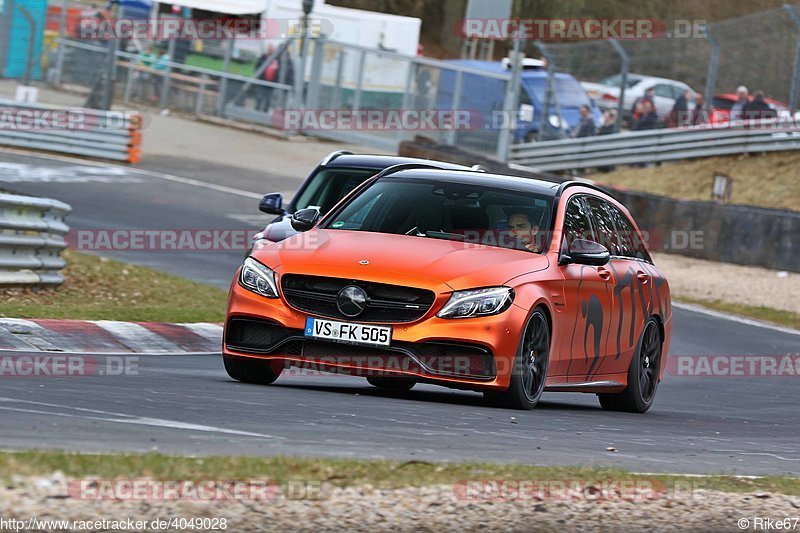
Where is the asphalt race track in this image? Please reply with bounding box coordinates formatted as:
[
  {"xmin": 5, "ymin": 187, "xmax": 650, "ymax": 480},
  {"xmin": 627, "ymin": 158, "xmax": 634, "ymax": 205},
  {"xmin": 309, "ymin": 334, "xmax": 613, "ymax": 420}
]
[{"xmin": 1, "ymin": 151, "xmax": 798, "ymax": 476}]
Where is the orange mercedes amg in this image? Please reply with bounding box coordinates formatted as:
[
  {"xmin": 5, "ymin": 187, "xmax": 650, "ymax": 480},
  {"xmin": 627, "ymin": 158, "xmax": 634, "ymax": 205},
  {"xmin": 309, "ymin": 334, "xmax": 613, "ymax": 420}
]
[{"xmin": 224, "ymin": 166, "xmax": 672, "ymax": 412}]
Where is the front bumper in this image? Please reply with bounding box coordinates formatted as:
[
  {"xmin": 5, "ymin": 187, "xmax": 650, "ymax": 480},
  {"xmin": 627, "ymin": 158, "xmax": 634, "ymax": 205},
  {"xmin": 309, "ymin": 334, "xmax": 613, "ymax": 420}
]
[{"xmin": 224, "ymin": 282, "xmax": 529, "ymax": 390}]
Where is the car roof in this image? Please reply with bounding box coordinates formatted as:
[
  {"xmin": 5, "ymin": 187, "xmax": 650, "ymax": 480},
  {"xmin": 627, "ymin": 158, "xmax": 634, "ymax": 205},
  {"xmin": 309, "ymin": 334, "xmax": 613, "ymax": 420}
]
[
  {"xmin": 628, "ymin": 73, "xmax": 688, "ymax": 86},
  {"xmin": 444, "ymin": 59, "xmax": 575, "ymax": 80},
  {"xmin": 324, "ymin": 154, "xmax": 473, "ymax": 171},
  {"xmin": 383, "ymin": 168, "xmax": 562, "ymax": 196}
]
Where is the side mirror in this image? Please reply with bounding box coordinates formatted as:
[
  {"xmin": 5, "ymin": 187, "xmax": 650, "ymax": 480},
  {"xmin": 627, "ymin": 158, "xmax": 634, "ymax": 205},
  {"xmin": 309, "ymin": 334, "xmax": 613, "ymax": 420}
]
[
  {"xmin": 290, "ymin": 208, "xmax": 320, "ymax": 232},
  {"xmin": 560, "ymin": 238, "xmax": 610, "ymax": 266},
  {"xmin": 259, "ymin": 193, "xmax": 285, "ymax": 215}
]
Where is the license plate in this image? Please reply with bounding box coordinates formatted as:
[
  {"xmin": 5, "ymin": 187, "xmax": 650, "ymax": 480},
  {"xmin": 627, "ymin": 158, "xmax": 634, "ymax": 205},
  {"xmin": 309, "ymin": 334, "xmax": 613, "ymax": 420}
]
[{"xmin": 305, "ymin": 317, "xmax": 391, "ymax": 347}]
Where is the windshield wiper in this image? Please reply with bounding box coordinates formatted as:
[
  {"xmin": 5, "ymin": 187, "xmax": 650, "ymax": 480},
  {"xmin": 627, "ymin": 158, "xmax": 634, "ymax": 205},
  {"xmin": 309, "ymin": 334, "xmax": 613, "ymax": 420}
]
[{"xmin": 423, "ymin": 231, "xmax": 466, "ymax": 241}]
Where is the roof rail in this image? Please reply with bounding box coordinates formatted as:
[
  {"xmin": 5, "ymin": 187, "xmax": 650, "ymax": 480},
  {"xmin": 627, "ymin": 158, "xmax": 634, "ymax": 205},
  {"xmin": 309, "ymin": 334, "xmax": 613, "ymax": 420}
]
[
  {"xmin": 320, "ymin": 150, "xmax": 353, "ymax": 166},
  {"xmin": 555, "ymin": 180, "xmax": 615, "ymax": 199},
  {"xmin": 374, "ymin": 163, "xmax": 462, "ymax": 179}
]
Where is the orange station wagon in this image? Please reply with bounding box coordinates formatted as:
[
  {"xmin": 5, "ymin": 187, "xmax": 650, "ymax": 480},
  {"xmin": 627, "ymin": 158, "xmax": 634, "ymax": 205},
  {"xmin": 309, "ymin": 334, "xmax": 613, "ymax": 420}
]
[{"xmin": 224, "ymin": 166, "xmax": 672, "ymax": 411}]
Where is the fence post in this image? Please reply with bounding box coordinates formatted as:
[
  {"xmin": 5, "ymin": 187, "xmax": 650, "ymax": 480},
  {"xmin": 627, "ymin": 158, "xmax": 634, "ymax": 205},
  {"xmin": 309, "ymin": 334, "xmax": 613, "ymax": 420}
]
[
  {"xmin": 784, "ymin": 4, "xmax": 800, "ymax": 111},
  {"xmin": 333, "ymin": 49, "xmax": 346, "ymax": 110},
  {"xmin": 305, "ymin": 37, "xmax": 325, "ymax": 110},
  {"xmin": 53, "ymin": 0, "xmax": 68, "ymax": 85},
  {"xmin": 16, "ymin": 5, "xmax": 36, "ymax": 87},
  {"xmin": 536, "ymin": 42, "xmax": 565, "ymax": 140},
  {"xmin": 216, "ymin": 38, "xmax": 234, "ymax": 116},
  {"xmin": 446, "ymin": 70, "xmax": 463, "ymax": 146},
  {"xmin": 397, "ymin": 58, "xmax": 416, "ymax": 142},
  {"xmin": 496, "ymin": 37, "xmax": 523, "ymax": 162},
  {"xmin": 609, "ymin": 39, "xmax": 629, "ymax": 133},
  {"xmin": 196, "ymin": 74, "xmax": 208, "ymax": 117},
  {"xmin": 704, "ymin": 27, "xmax": 720, "ymax": 113},
  {"xmin": 352, "ymin": 50, "xmax": 366, "ymax": 111},
  {"xmin": 160, "ymin": 37, "xmax": 176, "ymax": 108}
]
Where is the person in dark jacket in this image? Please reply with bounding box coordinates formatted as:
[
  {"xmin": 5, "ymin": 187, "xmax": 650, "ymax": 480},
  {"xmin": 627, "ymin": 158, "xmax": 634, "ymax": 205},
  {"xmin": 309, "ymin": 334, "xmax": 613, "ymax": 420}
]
[
  {"xmin": 597, "ymin": 109, "xmax": 618, "ymax": 135},
  {"xmin": 666, "ymin": 89, "xmax": 691, "ymax": 128},
  {"xmin": 690, "ymin": 92, "xmax": 709, "ymax": 125},
  {"xmin": 742, "ymin": 90, "xmax": 776, "ymax": 122},
  {"xmin": 634, "ymin": 100, "xmax": 658, "ymax": 130},
  {"xmin": 573, "ymin": 104, "xmax": 596, "ymax": 138}
]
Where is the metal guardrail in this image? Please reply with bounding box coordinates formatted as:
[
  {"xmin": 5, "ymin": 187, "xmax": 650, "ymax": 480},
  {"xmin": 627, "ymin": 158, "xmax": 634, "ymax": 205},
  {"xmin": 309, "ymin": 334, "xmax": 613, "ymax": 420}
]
[
  {"xmin": 509, "ymin": 121, "xmax": 800, "ymax": 172},
  {"xmin": 0, "ymin": 99, "xmax": 143, "ymax": 163},
  {"xmin": 0, "ymin": 193, "xmax": 71, "ymax": 287}
]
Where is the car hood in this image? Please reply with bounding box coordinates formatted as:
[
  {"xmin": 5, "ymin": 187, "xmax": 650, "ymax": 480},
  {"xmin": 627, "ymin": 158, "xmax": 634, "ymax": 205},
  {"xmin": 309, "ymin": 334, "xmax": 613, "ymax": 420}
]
[
  {"xmin": 260, "ymin": 214, "xmax": 297, "ymax": 242},
  {"xmin": 251, "ymin": 229, "xmax": 549, "ymax": 291}
]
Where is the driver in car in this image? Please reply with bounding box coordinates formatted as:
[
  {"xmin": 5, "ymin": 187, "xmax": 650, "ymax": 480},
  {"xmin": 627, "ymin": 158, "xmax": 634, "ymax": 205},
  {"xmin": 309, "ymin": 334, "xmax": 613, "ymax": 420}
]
[{"xmin": 507, "ymin": 207, "xmax": 543, "ymax": 253}]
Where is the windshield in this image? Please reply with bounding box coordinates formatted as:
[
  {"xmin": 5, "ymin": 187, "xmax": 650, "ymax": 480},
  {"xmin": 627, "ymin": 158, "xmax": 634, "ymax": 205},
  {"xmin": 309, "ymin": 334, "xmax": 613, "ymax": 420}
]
[
  {"xmin": 324, "ymin": 177, "xmax": 553, "ymax": 253},
  {"xmin": 293, "ymin": 168, "xmax": 377, "ymax": 213},
  {"xmin": 523, "ymin": 77, "xmax": 592, "ymax": 108},
  {"xmin": 601, "ymin": 74, "xmax": 643, "ymax": 89}
]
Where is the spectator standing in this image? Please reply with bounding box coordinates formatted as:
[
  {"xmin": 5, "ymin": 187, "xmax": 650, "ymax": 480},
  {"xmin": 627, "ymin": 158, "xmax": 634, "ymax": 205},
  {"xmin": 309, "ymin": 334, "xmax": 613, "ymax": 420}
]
[
  {"xmin": 255, "ymin": 46, "xmax": 278, "ymax": 111},
  {"xmin": 631, "ymin": 87, "xmax": 655, "ymax": 123},
  {"xmin": 573, "ymin": 104, "xmax": 596, "ymax": 138},
  {"xmin": 634, "ymin": 100, "xmax": 658, "ymax": 130},
  {"xmin": 597, "ymin": 109, "xmax": 618, "ymax": 135},
  {"xmin": 690, "ymin": 92, "xmax": 709, "ymax": 125},
  {"xmin": 666, "ymin": 89, "xmax": 691, "ymax": 127},
  {"xmin": 742, "ymin": 90, "xmax": 776, "ymax": 122},
  {"xmin": 730, "ymin": 85, "xmax": 749, "ymax": 121}
]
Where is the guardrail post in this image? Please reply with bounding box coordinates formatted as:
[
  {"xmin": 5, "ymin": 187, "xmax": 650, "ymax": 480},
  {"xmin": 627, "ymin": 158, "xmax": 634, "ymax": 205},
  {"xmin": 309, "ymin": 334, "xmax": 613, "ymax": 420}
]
[
  {"xmin": 609, "ymin": 39, "xmax": 629, "ymax": 133},
  {"xmin": 704, "ymin": 26, "xmax": 720, "ymax": 113},
  {"xmin": 784, "ymin": 4, "xmax": 800, "ymax": 111},
  {"xmin": 496, "ymin": 37, "xmax": 523, "ymax": 162}
]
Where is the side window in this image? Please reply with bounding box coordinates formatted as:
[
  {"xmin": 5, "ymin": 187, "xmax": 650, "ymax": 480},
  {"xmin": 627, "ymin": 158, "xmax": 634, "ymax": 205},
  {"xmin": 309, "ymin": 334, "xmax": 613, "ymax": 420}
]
[
  {"xmin": 562, "ymin": 196, "xmax": 594, "ymax": 249},
  {"xmin": 654, "ymin": 84, "xmax": 673, "ymax": 98},
  {"xmin": 605, "ymin": 202, "xmax": 652, "ymax": 262},
  {"xmin": 585, "ymin": 197, "xmax": 621, "ymax": 256}
]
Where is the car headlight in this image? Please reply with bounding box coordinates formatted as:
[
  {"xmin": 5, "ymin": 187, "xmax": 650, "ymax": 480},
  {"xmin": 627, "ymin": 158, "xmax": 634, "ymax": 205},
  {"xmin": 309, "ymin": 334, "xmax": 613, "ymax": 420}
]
[
  {"xmin": 548, "ymin": 114, "xmax": 561, "ymax": 128},
  {"xmin": 239, "ymin": 257, "xmax": 279, "ymax": 298},
  {"xmin": 437, "ymin": 287, "xmax": 514, "ymax": 319}
]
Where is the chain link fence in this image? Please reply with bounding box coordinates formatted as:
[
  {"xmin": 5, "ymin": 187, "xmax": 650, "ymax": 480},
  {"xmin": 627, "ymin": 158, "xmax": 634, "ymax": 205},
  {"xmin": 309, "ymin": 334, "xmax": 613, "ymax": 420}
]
[{"xmin": 535, "ymin": 5, "xmax": 800, "ymax": 105}]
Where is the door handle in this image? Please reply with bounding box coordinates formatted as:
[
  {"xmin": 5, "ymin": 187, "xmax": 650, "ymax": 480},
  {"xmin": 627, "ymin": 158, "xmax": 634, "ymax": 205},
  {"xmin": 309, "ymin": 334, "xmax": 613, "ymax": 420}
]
[
  {"xmin": 636, "ymin": 271, "xmax": 650, "ymax": 284},
  {"xmin": 597, "ymin": 267, "xmax": 612, "ymax": 280}
]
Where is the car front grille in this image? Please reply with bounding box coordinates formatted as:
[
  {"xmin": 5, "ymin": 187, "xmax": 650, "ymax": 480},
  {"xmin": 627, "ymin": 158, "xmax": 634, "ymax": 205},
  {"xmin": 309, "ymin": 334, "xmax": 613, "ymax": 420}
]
[
  {"xmin": 225, "ymin": 317, "xmax": 495, "ymax": 379},
  {"xmin": 280, "ymin": 274, "xmax": 436, "ymax": 323}
]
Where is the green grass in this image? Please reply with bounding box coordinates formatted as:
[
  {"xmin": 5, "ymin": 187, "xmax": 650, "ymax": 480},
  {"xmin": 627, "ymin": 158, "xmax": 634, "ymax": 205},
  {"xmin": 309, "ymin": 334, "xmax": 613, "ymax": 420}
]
[
  {"xmin": 0, "ymin": 250, "xmax": 228, "ymax": 323},
  {"xmin": 184, "ymin": 54, "xmax": 255, "ymax": 76},
  {"xmin": 677, "ymin": 297, "xmax": 800, "ymax": 330},
  {"xmin": 1, "ymin": 451, "xmax": 799, "ymax": 496}
]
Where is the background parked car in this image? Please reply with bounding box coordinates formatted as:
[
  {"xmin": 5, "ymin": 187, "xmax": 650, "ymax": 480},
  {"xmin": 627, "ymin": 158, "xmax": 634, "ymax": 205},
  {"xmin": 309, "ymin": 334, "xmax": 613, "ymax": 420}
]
[
  {"xmin": 709, "ymin": 93, "xmax": 790, "ymax": 124},
  {"xmin": 437, "ymin": 58, "xmax": 601, "ymax": 143},
  {"xmin": 582, "ymin": 73, "xmax": 695, "ymax": 123}
]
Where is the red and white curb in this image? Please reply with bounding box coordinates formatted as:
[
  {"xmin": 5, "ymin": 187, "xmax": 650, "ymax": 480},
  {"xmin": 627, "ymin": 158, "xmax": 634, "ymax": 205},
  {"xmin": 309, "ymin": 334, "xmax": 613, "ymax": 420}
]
[{"xmin": 0, "ymin": 318, "xmax": 222, "ymax": 354}]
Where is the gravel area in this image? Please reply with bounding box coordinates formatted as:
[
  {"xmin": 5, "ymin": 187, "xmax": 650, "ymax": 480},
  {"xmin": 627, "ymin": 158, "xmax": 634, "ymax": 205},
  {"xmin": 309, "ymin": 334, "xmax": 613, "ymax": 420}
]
[
  {"xmin": 2, "ymin": 474, "xmax": 799, "ymax": 532},
  {"xmin": 652, "ymin": 253, "xmax": 800, "ymax": 315}
]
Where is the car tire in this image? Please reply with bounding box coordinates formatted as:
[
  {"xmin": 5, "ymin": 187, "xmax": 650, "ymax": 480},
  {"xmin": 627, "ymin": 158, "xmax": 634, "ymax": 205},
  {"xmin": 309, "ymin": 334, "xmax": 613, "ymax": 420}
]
[
  {"xmin": 484, "ymin": 308, "xmax": 550, "ymax": 410},
  {"xmin": 366, "ymin": 376, "xmax": 416, "ymax": 391},
  {"xmin": 598, "ymin": 318, "xmax": 662, "ymax": 413},
  {"xmin": 223, "ymin": 355, "xmax": 283, "ymax": 385}
]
